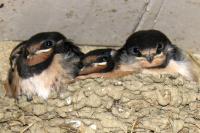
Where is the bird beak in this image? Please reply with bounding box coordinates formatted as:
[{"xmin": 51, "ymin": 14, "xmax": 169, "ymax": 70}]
[
  {"xmin": 93, "ymin": 62, "xmax": 107, "ymax": 66},
  {"xmin": 35, "ymin": 48, "xmax": 52, "ymax": 55},
  {"xmin": 146, "ymin": 55, "xmax": 154, "ymax": 63},
  {"xmin": 27, "ymin": 48, "xmax": 52, "ymax": 59}
]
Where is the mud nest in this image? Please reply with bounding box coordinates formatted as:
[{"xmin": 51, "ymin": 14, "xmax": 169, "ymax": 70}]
[
  {"xmin": 1, "ymin": 42, "xmax": 200, "ymax": 133},
  {"xmin": 0, "ymin": 73, "xmax": 200, "ymax": 133}
]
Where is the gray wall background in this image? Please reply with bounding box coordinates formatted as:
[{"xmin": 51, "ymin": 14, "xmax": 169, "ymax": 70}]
[{"xmin": 0, "ymin": 0, "xmax": 200, "ymax": 52}]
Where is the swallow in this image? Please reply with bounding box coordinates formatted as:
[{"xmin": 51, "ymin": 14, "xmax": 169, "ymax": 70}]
[
  {"xmin": 79, "ymin": 30, "xmax": 197, "ymax": 81},
  {"xmin": 114, "ymin": 29, "xmax": 197, "ymax": 80},
  {"xmin": 79, "ymin": 48, "xmax": 116, "ymax": 75},
  {"xmin": 5, "ymin": 32, "xmax": 84, "ymax": 100}
]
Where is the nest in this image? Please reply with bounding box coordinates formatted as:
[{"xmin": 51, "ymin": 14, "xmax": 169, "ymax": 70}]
[
  {"xmin": 0, "ymin": 73, "xmax": 200, "ymax": 133},
  {"xmin": 1, "ymin": 41, "xmax": 200, "ymax": 132}
]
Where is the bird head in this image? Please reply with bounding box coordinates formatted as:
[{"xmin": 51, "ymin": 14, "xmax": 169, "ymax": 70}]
[
  {"xmin": 10, "ymin": 32, "xmax": 83, "ymax": 78},
  {"xmin": 21, "ymin": 32, "xmax": 66, "ymax": 66},
  {"xmin": 124, "ymin": 29, "xmax": 175, "ymax": 68}
]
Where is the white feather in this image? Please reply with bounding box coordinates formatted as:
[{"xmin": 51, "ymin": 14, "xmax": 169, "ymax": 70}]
[{"xmin": 20, "ymin": 73, "xmax": 52, "ymax": 99}]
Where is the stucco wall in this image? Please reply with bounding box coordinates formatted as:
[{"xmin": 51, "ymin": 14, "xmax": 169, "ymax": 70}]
[{"xmin": 0, "ymin": 0, "xmax": 200, "ymax": 52}]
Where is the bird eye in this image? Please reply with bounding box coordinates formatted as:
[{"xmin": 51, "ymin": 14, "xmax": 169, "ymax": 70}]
[
  {"xmin": 131, "ymin": 47, "xmax": 141, "ymax": 56},
  {"xmin": 157, "ymin": 50, "xmax": 161, "ymax": 54},
  {"xmin": 133, "ymin": 48, "xmax": 139, "ymax": 53},
  {"xmin": 157, "ymin": 43, "xmax": 164, "ymax": 54},
  {"xmin": 157, "ymin": 43, "xmax": 164, "ymax": 50},
  {"xmin": 43, "ymin": 40, "xmax": 54, "ymax": 48}
]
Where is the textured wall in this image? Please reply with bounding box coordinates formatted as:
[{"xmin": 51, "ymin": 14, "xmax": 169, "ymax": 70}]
[{"xmin": 0, "ymin": 0, "xmax": 200, "ymax": 52}]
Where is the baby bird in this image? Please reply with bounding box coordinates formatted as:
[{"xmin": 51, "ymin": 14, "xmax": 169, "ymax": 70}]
[
  {"xmin": 79, "ymin": 48, "xmax": 116, "ymax": 75},
  {"xmin": 79, "ymin": 30, "xmax": 197, "ymax": 81},
  {"xmin": 5, "ymin": 32, "xmax": 84, "ymax": 99},
  {"xmin": 114, "ymin": 29, "xmax": 197, "ymax": 80}
]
